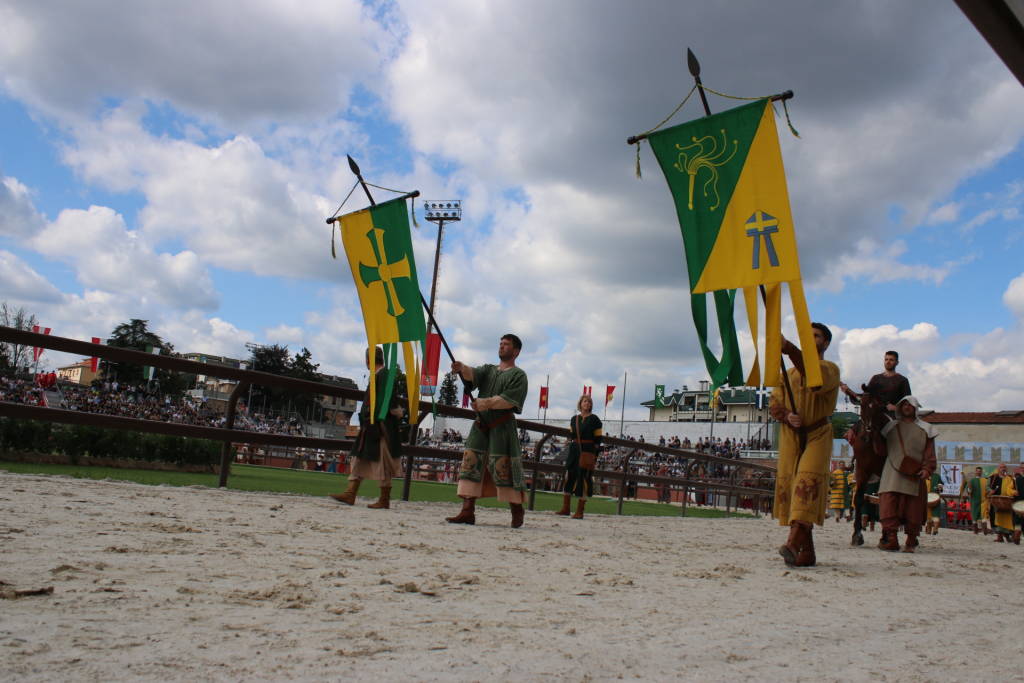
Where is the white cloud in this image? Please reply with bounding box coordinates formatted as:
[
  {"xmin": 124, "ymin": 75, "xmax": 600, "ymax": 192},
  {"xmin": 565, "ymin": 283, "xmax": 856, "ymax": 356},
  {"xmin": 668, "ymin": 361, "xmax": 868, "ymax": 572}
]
[
  {"xmin": 1003, "ymin": 272, "xmax": 1024, "ymax": 319},
  {"xmin": 818, "ymin": 238, "xmax": 969, "ymax": 293},
  {"xmin": 264, "ymin": 324, "xmax": 305, "ymax": 347},
  {"xmin": 0, "ymin": 250, "xmax": 63, "ymax": 303},
  {"xmin": 157, "ymin": 313, "xmax": 253, "ymax": 359},
  {"xmin": 0, "ymin": 175, "xmax": 45, "ymax": 237},
  {"xmin": 0, "ymin": 0, "xmax": 388, "ymax": 127},
  {"xmin": 29, "ymin": 205, "xmax": 218, "ymax": 311},
  {"xmin": 925, "ymin": 201, "xmax": 960, "ymax": 225}
]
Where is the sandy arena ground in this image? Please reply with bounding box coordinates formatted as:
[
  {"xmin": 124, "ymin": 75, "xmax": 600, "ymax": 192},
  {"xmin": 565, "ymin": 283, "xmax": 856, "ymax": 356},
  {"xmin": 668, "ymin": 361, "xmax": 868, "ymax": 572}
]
[{"xmin": 1, "ymin": 472, "xmax": 1022, "ymax": 682}]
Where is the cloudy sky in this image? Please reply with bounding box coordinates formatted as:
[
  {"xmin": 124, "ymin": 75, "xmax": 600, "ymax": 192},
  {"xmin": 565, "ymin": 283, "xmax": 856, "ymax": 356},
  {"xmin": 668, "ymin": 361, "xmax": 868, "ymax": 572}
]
[{"xmin": 2, "ymin": 0, "xmax": 1023, "ymax": 418}]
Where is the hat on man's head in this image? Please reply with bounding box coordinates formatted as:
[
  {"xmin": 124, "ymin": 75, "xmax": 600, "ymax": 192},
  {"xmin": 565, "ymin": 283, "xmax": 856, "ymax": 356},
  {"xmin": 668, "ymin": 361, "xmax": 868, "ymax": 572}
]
[{"xmin": 896, "ymin": 395, "xmax": 922, "ymax": 409}]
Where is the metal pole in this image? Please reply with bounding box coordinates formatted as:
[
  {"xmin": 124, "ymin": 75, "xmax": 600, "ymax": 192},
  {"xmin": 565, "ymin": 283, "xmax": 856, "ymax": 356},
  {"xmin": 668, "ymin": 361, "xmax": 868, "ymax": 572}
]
[
  {"xmin": 619, "ymin": 371, "xmax": 627, "ymax": 437},
  {"xmin": 427, "ymin": 218, "xmax": 445, "ymax": 337}
]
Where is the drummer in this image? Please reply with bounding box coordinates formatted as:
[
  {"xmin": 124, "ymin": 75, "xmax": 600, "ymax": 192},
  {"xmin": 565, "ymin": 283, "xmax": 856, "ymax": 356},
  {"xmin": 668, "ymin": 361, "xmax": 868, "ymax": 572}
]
[
  {"xmin": 987, "ymin": 463, "xmax": 1018, "ymax": 544},
  {"xmin": 877, "ymin": 396, "xmax": 937, "ymax": 553},
  {"xmin": 1013, "ymin": 464, "xmax": 1024, "ymax": 545}
]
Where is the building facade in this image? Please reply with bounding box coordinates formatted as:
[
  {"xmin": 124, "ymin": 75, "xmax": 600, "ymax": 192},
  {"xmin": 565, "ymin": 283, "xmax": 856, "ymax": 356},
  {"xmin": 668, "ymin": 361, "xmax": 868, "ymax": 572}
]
[{"xmin": 56, "ymin": 359, "xmax": 99, "ymax": 386}]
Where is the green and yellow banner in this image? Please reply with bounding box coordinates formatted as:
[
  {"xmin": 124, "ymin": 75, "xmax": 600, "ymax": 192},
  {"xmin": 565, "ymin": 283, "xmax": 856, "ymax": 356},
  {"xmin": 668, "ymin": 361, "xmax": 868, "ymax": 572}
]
[
  {"xmin": 648, "ymin": 98, "xmax": 821, "ymax": 388},
  {"xmin": 337, "ymin": 196, "xmax": 425, "ymax": 421}
]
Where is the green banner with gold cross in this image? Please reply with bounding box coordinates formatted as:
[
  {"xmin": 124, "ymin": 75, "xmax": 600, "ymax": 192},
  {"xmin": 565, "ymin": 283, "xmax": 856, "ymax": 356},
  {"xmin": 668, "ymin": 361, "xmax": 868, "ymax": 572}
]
[{"xmin": 337, "ymin": 195, "xmax": 425, "ymax": 421}]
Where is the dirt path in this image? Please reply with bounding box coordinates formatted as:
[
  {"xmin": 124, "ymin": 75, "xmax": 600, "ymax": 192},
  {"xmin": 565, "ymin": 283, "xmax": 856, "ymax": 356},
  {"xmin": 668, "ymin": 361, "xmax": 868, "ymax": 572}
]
[{"xmin": 1, "ymin": 472, "xmax": 1019, "ymax": 681}]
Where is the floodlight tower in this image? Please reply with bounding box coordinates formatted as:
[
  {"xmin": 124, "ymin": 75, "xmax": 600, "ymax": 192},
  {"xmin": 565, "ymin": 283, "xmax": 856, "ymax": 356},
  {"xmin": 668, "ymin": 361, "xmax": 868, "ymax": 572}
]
[{"xmin": 422, "ymin": 200, "xmax": 462, "ymax": 332}]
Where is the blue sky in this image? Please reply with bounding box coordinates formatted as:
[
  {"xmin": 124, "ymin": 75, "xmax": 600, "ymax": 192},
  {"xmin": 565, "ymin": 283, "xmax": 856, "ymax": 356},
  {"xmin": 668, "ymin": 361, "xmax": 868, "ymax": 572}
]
[{"xmin": 2, "ymin": 0, "xmax": 1023, "ymax": 416}]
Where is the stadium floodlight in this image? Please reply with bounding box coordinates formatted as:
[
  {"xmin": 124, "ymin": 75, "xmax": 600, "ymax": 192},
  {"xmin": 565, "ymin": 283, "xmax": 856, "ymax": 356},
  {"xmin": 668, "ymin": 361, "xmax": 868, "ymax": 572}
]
[{"xmin": 423, "ymin": 200, "xmax": 462, "ymax": 223}]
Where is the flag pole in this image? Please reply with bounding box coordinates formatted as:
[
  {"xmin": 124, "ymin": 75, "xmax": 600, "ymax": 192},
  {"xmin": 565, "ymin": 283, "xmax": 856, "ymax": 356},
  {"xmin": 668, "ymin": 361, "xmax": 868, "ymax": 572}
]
[
  {"xmin": 341, "ymin": 155, "xmax": 469, "ymax": 393},
  {"xmin": 686, "ymin": 48, "xmax": 799, "ymax": 425},
  {"xmin": 619, "ymin": 371, "xmax": 627, "ymax": 437}
]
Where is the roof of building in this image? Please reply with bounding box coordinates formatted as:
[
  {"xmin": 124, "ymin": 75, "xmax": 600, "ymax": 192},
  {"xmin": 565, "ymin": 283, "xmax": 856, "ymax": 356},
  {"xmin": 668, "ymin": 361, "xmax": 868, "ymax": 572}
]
[
  {"xmin": 641, "ymin": 386, "xmax": 770, "ymax": 408},
  {"xmin": 57, "ymin": 359, "xmax": 93, "ymax": 370},
  {"xmin": 923, "ymin": 411, "xmax": 1024, "ymax": 425}
]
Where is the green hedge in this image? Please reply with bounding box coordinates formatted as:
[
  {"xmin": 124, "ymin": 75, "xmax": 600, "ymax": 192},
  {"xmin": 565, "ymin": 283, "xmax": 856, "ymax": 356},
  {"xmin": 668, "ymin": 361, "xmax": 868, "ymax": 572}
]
[{"xmin": 0, "ymin": 417, "xmax": 220, "ymax": 466}]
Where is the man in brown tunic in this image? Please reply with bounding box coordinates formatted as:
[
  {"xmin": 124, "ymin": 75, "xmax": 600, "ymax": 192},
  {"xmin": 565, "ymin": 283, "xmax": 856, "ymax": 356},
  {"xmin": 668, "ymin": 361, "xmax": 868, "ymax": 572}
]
[
  {"xmin": 878, "ymin": 396, "xmax": 937, "ymax": 552},
  {"xmin": 841, "ymin": 350, "xmax": 911, "ymax": 413}
]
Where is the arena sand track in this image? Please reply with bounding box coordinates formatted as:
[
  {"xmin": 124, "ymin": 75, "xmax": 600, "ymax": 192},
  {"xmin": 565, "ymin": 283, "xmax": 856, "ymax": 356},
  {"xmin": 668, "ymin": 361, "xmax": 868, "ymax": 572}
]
[{"xmin": 1, "ymin": 472, "xmax": 1020, "ymax": 682}]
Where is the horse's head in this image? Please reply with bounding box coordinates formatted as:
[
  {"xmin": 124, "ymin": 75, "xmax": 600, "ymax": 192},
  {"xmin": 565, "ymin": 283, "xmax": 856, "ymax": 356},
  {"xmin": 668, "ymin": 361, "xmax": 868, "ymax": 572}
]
[{"xmin": 858, "ymin": 387, "xmax": 887, "ymax": 431}]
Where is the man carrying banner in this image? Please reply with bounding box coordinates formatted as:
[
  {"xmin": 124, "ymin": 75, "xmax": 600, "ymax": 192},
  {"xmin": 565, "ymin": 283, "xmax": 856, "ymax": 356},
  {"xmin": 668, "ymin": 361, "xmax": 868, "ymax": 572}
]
[
  {"xmin": 446, "ymin": 334, "xmax": 529, "ymax": 528},
  {"xmin": 329, "ymin": 347, "xmax": 404, "ymax": 509},
  {"xmin": 878, "ymin": 396, "xmax": 937, "ymax": 552},
  {"xmin": 771, "ymin": 323, "xmax": 840, "ymax": 567}
]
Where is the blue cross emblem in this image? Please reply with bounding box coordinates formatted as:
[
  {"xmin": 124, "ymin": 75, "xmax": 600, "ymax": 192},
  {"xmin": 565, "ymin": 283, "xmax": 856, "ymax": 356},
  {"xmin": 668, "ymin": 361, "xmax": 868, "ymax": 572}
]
[{"xmin": 745, "ymin": 211, "xmax": 780, "ymax": 269}]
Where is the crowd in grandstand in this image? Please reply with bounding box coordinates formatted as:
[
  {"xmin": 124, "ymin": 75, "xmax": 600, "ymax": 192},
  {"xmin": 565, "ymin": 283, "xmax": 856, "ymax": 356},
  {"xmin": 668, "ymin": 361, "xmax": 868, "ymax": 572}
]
[
  {"xmin": 0, "ymin": 376, "xmax": 48, "ymax": 406},
  {"xmin": 0, "ymin": 373, "xmax": 304, "ymax": 437}
]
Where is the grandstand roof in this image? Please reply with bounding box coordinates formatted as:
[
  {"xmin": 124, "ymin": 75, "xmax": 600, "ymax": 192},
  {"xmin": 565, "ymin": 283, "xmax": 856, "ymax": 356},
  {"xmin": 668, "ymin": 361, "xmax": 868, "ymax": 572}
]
[{"xmin": 923, "ymin": 411, "xmax": 1024, "ymax": 425}]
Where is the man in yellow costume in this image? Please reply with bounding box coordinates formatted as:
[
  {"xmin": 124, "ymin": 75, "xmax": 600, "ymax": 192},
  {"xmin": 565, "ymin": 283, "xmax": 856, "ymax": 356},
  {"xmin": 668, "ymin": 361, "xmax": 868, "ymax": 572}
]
[
  {"xmin": 770, "ymin": 322, "xmax": 840, "ymax": 567},
  {"xmin": 988, "ymin": 462, "xmax": 1019, "ymax": 544}
]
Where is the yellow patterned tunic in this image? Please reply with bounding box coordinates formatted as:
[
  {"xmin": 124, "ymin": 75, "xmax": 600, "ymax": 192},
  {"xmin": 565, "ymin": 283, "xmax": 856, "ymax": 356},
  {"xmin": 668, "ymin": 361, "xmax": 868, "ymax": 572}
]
[{"xmin": 771, "ymin": 358, "xmax": 841, "ymax": 527}]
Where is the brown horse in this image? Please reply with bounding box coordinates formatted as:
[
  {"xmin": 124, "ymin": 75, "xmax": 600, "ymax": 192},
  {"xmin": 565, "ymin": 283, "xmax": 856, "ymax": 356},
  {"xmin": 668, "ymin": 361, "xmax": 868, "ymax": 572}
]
[{"xmin": 849, "ymin": 387, "xmax": 889, "ymax": 547}]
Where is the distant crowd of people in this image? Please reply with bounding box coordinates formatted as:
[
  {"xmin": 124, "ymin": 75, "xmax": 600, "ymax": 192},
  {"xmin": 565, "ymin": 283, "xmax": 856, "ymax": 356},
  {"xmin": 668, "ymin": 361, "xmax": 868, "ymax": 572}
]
[{"xmin": 0, "ymin": 373, "xmax": 304, "ymax": 438}]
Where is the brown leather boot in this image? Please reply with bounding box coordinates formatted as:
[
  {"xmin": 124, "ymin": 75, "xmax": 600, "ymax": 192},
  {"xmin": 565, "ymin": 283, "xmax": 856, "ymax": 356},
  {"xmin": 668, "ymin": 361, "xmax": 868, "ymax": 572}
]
[
  {"xmin": 1013, "ymin": 530, "xmax": 1021, "ymax": 545},
  {"xmin": 973, "ymin": 522, "xmax": 979, "ymax": 535},
  {"xmin": 779, "ymin": 522, "xmax": 802, "ymax": 566},
  {"xmin": 902, "ymin": 533, "xmax": 919, "ymax": 553},
  {"xmin": 446, "ymin": 497, "xmax": 476, "ymax": 525},
  {"xmin": 879, "ymin": 530, "xmax": 900, "ymax": 552},
  {"xmin": 556, "ymin": 494, "xmax": 571, "ymax": 516},
  {"xmin": 795, "ymin": 525, "xmax": 816, "ymax": 567},
  {"xmin": 510, "ymin": 503, "xmax": 525, "ymax": 528},
  {"xmin": 994, "ymin": 533, "xmax": 1005, "ymax": 542},
  {"xmin": 367, "ymin": 487, "xmax": 391, "ymax": 509},
  {"xmin": 571, "ymin": 499, "xmax": 586, "ymax": 519},
  {"xmin": 329, "ymin": 478, "xmax": 360, "ymax": 505},
  {"xmin": 924, "ymin": 520, "xmax": 933, "ymax": 536}
]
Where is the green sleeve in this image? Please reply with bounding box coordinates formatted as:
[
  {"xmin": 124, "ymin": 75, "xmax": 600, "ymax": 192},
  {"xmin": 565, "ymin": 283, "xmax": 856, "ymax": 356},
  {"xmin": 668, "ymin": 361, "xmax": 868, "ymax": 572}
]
[
  {"xmin": 473, "ymin": 364, "xmax": 493, "ymax": 392},
  {"xmin": 499, "ymin": 368, "xmax": 528, "ymax": 413}
]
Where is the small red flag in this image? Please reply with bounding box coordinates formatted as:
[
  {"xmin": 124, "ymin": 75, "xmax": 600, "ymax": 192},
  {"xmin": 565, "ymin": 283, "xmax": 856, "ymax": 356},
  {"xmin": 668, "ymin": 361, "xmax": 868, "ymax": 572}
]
[
  {"xmin": 462, "ymin": 392, "xmax": 470, "ymax": 408},
  {"xmin": 90, "ymin": 337, "xmax": 101, "ymax": 373},
  {"xmin": 422, "ymin": 333, "xmax": 441, "ymax": 388},
  {"xmin": 605, "ymin": 385, "xmax": 616, "ymax": 406},
  {"xmin": 539, "ymin": 386, "xmax": 549, "ymax": 409},
  {"xmin": 32, "ymin": 326, "xmax": 51, "ymax": 362}
]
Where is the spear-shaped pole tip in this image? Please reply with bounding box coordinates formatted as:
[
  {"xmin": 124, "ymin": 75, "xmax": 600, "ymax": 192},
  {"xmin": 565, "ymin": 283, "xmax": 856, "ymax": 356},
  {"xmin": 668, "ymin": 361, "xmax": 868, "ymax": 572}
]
[
  {"xmin": 346, "ymin": 154, "xmax": 361, "ymax": 177},
  {"xmin": 687, "ymin": 48, "xmax": 701, "ymax": 77}
]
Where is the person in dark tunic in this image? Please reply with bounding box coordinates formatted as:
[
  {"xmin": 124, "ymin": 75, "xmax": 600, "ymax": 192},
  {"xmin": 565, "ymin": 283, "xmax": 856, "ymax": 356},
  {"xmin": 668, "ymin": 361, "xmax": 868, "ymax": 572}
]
[
  {"xmin": 841, "ymin": 350, "xmax": 911, "ymax": 413},
  {"xmin": 556, "ymin": 394, "xmax": 603, "ymax": 520},
  {"xmin": 328, "ymin": 346, "xmax": 404, "ymax": 509}
]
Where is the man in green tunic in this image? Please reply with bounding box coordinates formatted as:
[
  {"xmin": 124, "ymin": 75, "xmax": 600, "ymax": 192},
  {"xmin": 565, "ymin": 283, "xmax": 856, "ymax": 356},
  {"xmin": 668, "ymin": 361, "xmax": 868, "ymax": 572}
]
[
  {"xmin": 961, "ymin": 466, "xmax": 990, "ymax": 535},
  {"xmin": 445, "ymin": 334, "xmax": 529, "ymax": 528}
]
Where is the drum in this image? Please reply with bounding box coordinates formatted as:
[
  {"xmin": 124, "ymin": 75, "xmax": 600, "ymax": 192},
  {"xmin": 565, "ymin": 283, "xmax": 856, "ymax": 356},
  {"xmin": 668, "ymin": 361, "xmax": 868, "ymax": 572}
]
[
  {"xmin": 927, "ymin": 492, "xmax": 940, "ymax": 508},
  {"xmin": 865, "ymin": 494, "xmax": 880, "ymax": 506},
  {"xmin": 1011, "ymin": 500, "xmax": 1024, "ymax": 516},
  {"xmin": 990, "ymin": 495, "xmax": 1014, "ymax": 512}
]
